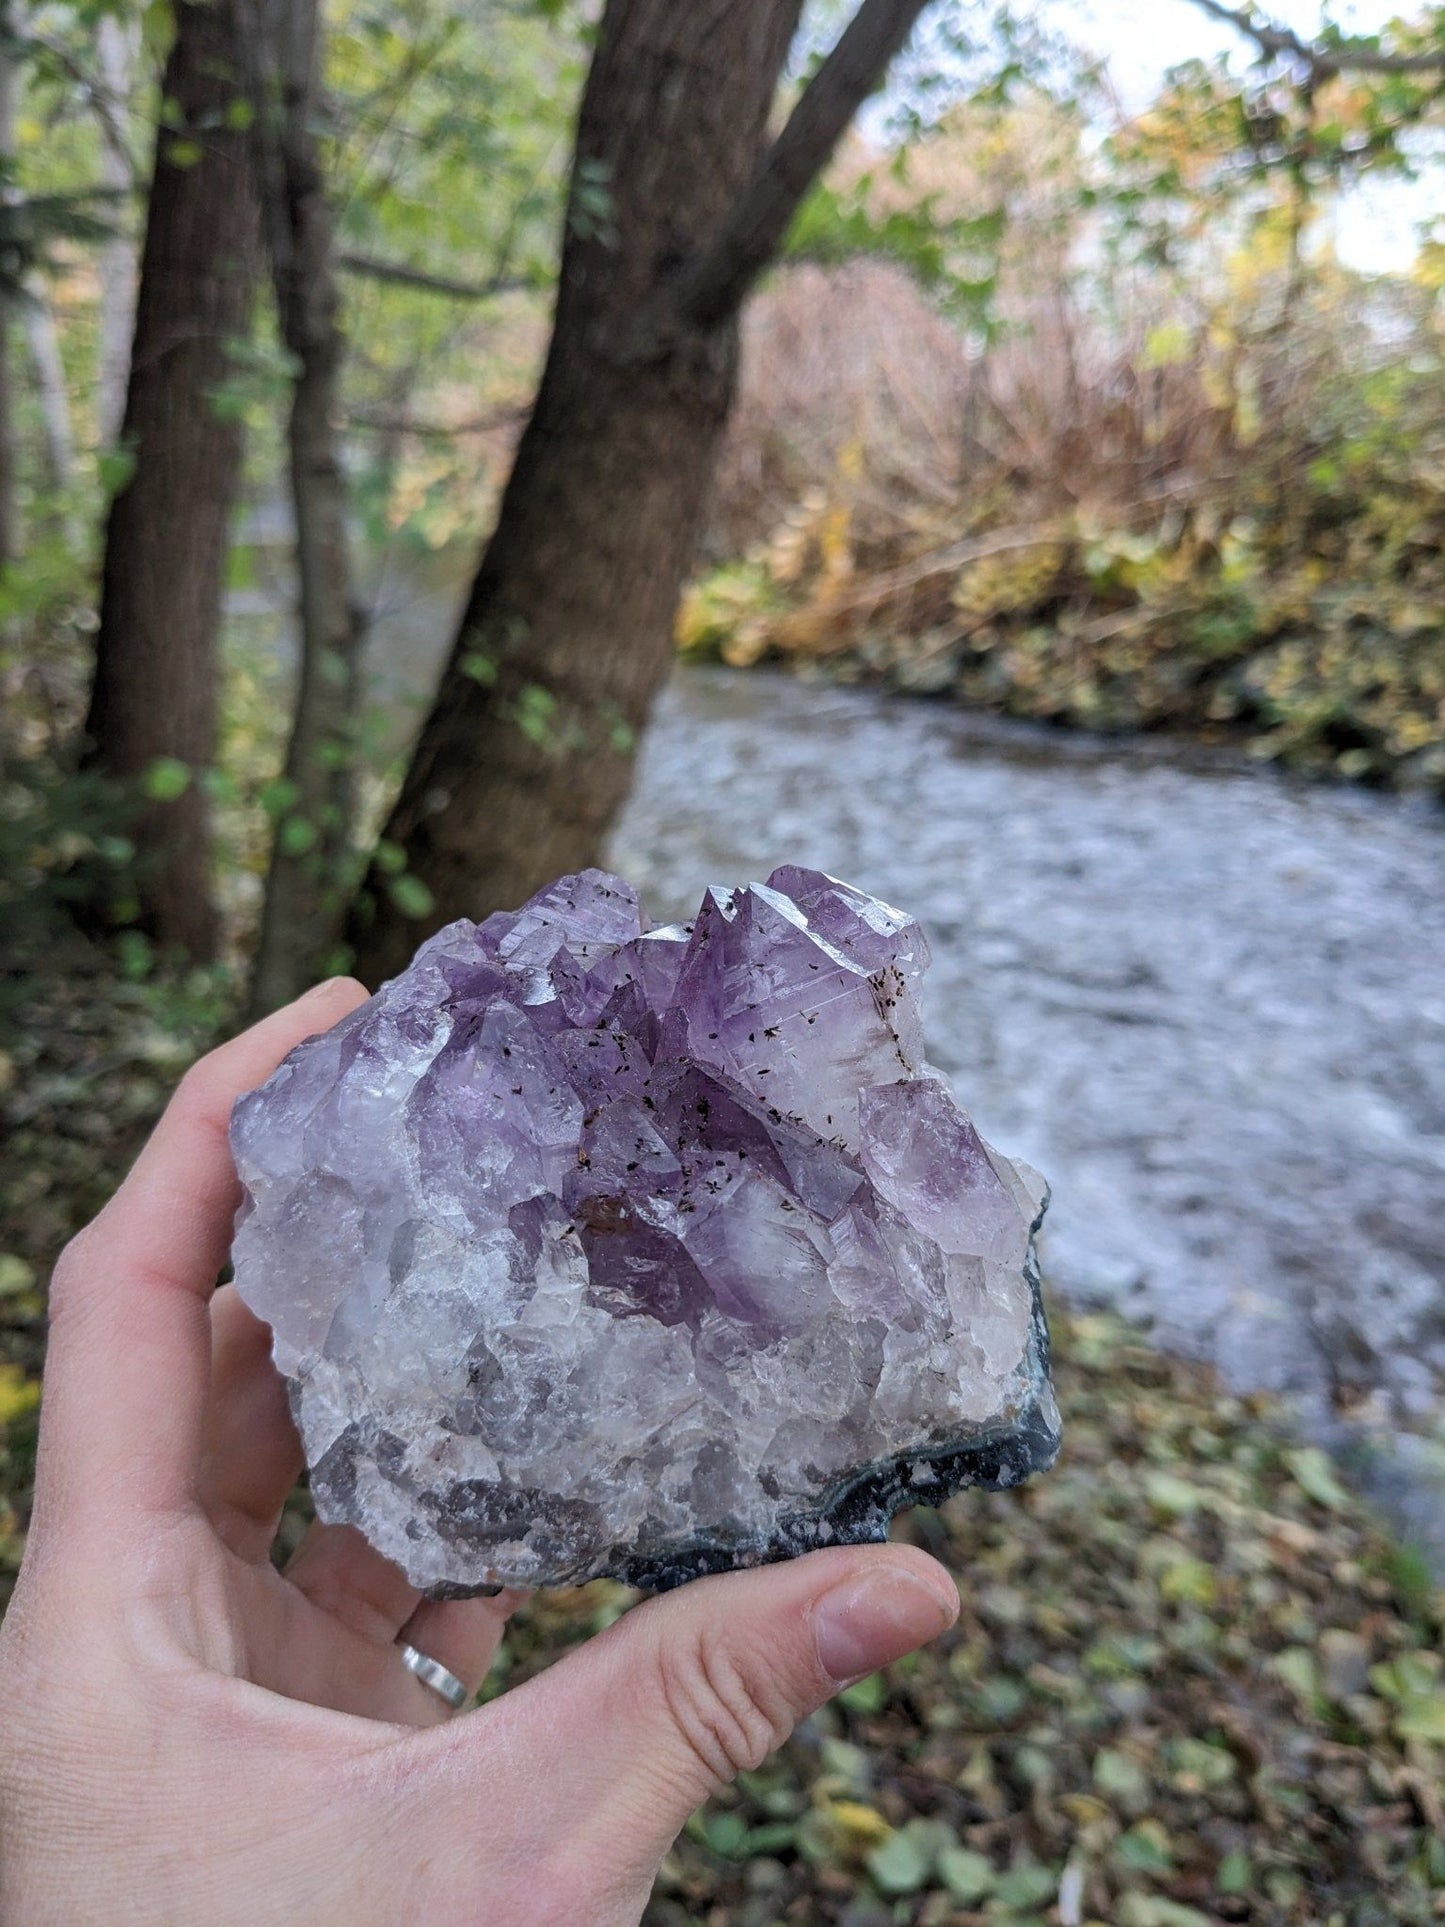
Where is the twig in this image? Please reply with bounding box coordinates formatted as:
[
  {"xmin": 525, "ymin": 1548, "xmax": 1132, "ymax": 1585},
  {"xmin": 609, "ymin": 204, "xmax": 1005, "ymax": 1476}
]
[
  {"xmin": 337, "ymin": 250, "xmax": 533, "ymax": 302},
  {"xmin": 344, "ymin": 401, "xmax": 528, "ymax": 437},
  {"xmin": 24, "ymin": 30, "xmax": 138, "ymax": 179},
  {"xmin": 1186, "ymin": 0, "xmax": 1445, "ymax": 78},
  {"xmin": 680, "ymin": 0, "xmax": 932, "ymax": 328}
]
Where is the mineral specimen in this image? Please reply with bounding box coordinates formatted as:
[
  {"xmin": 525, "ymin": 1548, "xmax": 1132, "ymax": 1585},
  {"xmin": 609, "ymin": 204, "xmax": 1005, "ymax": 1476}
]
[{"xmin": 230, "ymin": 867, "xmax": 1059, "ymax": 1593}]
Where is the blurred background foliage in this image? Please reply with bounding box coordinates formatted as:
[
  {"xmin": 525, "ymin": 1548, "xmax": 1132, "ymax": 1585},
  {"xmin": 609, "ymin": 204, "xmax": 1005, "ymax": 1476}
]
[
  {"xmin": 683, "ymin": 74, "xmax": 1445, "ymax": 792},
  {"xmin": 2, "ymin": 0, "xmax": 588, "ymax": 983}
]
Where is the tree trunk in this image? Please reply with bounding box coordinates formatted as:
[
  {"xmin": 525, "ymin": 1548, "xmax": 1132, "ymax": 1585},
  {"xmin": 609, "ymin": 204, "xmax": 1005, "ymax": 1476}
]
[
  {"xmin": 0, "ymin": 2, "xmax": 20, "ymax": 574},
  {"xmin": 244, "ymin": 0, "xmax": 361, "ymax": 1016},
  {"xmin": 22, "ymin": 279, "xmax": 73, "ymax": 494},
  {"xmin": 95, "ymin": 14, "xmax": 138, "ymax": 445},
  {"xmin": 348, "ymin": 0, "xmax": 929, "ymax": 986},
  {"xmin": 82, "ymin": 0, "xmax": 260, "ymax": 962}
]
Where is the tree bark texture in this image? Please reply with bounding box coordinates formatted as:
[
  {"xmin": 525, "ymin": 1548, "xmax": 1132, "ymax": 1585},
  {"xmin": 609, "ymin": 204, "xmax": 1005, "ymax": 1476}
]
[
  {"xmin": 351, "ymin": 0, "xmax": 926, "ymax": 986},
  {"xmin": 0, "ymin": 6, "xmax": 21, "ymax": 574},
  {"xmin": 244, "ymin": 0, "xmax": 361, "ymax": 1016},
  {"xmin": 83, "ymin": 0, "xmax": 260, "ymax": 961}
]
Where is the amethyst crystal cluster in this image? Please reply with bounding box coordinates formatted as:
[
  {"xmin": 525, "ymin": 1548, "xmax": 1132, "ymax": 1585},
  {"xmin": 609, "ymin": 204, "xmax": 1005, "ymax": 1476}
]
[{"xmin": 230, "ymin": 867, "xmax": 1059, "ymax": 1592}]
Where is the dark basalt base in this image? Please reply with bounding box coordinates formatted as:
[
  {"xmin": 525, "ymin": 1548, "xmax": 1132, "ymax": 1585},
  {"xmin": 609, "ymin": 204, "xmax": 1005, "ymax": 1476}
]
[{"xmin": 419, "ymin": 1300, "xmax": 1060, "ymax": 1599}]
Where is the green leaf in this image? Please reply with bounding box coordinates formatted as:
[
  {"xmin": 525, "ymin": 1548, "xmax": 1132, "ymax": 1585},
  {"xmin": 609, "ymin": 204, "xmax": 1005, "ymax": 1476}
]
[
  {"xmin": 865, "ymin": 1821, "xmax": 936, "ymax": 1896},
  {"xmin": 1116, "ymin": 1822, "xmax": 1173, "ymax": 1874},
  {"xmin": 1158, "ymin": 1556, "xmax": 1217, "ymax": 1606},
  {"xmin": 1371, "ymin": 1651, "xmax": 1443, "ymax": 1702},
  {"xmin": 974, "ymin": 1672, "xmax": 1029, "ymax": 1720},
  {"xmin": 388, "ymin": 874, "xmax": 435, "ymax": 920},
  {"xmin": 206, "ymin": 382, "xmax": 250, "ymax": 425},
  {"xmin": 794, "ymin": 1808, "xmax": 840, "ymax": 1866},
  {"xmin": 838, "ymin": 1671, "xmax": 888, "ymax": 1714},
  {"xmin": 202, "ymin": 769, "xmax": 240, "ymax": 805},
  {"xmin": 373, "ymin": 840, "xmax": 408, "ymax": 876},
  {"xmin": 742, "ymin": 1820, "xmax": 796, "ymax": 1856},
  {"xmin": 1395, "ymin": 1694, "xmax": 1445, "ymax": 1744},
  {"xmin": 1285, "ymin": 1447, "xmax": 1350, "ymax": 1511},
  {"xmin": 278, "ymin": 816, "xmax": 319, "ymax": 856},
  {"xmin": 141, "ymin": 757, "xmax": 191, "ymax": 802},
  {"xmin": 97, "ymin": 442, "xmax": 137, "ymax": 500},
  {"xmin": 1093, "ymin": 1747, "xmax": 1149, "ymax": 1803},
  {"xmin": 165, "ymin": 137, "xmax": 203, "ymax": 168},
  {"xmin": 1119, "ymin": 1899, "xmax": 1212, "ymax": 1927},
  {"xmin": 1166, "ymin": 1737, "xmax": 1235, "ymax": 1788},
  {"xmin": 1084, "ymin": 1632, "xmax": 1161, "ymax": 1680},
  {"xmin": 226, "ymin": 544, "xmax": 258, "ymax": 592},
  {"xmin": 1216, "ymin": 1849, "xmax": 1252, "ymax": 1895},
  {"xmin": 1142, "ymin": 318, "xmax": 1193, "ymax": 368},
  {"xmin": 1011, "ymin": 1742, "xmax": 1053, "ymax": 1787},
  {"xmin": 993, "ymin": 1862, "xmax": 1057, "ymax": 1908},
  {"xmin": 1383, "ymin": 1542, "xmax": 1438, "ymax": 1624},
  {"xmin": 700, "ymin": 1809, "xmax": 748, "ymax": 1857},
  {"xmin": 116, "ymin": 930, "xmax": 153, "ymax": 981},
  {"xmin": 1143, "ymin": 1470, "xmax": 1204, "ymax": 1517},
  {"xmin": 461, "ymin": 650, "xmax": 498, "ymax": 685},
  {"xmin": 0, "ymin": 1256, "xmax": 35, "ymax": 1298},
  {"xmin": 1269, "ymin": 1646, "xmax": 1320, "ymax": 1705},
  {"xmin": 937, "ymin": 1846, "xmax": 994, "ymax": 1902},
  {"xmin": 511, "ymin": 682, "xmax": 559, "ymax": 748},
  {"xmin": 259, "ymin": 778, "xmax": 301, "ymax": 820}
]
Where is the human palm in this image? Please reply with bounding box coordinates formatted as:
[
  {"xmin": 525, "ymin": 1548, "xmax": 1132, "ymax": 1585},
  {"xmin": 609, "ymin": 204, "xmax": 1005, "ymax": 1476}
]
[{"xmin": 0, "ymin": 980, "xmax": 958, "ymax": 1925}]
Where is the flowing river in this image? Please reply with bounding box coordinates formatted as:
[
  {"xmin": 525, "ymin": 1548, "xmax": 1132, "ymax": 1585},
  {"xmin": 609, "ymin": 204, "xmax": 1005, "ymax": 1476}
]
[{"xmin": 608, "ymin": 666, "xmax": 1445, "ymax": 1561}]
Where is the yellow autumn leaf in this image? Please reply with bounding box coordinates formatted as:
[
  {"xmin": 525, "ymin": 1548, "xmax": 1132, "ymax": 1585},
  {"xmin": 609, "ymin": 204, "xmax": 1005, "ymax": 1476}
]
[
  {"xmin": 0, "ymin": 1364, "xmax": 40, "ymax": 1427},
  {"xmin": 674, "ymin": 584, "xmax": 717, "ymax": 652},
  {"xmin": 719, "ymin": 623, "xmax": 771, "ymax": 668},
  {"xmin": 1142, "ymin": 319, "xmax": 1193, "ymax": 369},
  {"xmin": 823, "ymin": 1800, "xmax": 894, "ymax": 1847}
]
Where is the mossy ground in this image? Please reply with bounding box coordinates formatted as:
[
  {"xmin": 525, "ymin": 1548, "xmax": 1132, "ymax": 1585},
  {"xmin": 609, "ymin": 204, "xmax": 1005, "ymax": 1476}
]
[{"xmin": 2, "ymin": 972, "xmax": 1442, "ymax": 1926}]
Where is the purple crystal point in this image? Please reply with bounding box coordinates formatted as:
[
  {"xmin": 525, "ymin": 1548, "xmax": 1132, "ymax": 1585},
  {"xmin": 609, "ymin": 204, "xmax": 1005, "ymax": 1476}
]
[{"xmin": 230, "ymin": 866, "xmax": 1059, "ymax": 1592}]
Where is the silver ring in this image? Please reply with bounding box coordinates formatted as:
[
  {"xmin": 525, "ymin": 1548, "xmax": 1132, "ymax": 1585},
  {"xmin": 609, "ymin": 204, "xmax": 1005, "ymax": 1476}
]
[{"xmin": 398, "ymin": 1640, "xmax": 468, "ymax": 1711}]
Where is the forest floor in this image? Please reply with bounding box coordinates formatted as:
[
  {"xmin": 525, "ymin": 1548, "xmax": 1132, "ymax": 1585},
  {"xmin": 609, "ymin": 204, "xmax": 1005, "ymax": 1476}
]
[{"xmin": 2, "ymin": 966, "xmax": 1443, "ymax": 1927}]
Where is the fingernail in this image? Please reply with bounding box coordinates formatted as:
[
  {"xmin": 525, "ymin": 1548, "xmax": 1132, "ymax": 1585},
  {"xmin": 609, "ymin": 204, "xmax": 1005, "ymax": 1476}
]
[
  {"xmin": 812, "ymin": 1565, "xmax": 959, "ymax": 1685},
  {"xmin": 301, "ymin": 975, "xmax": 364, "ymax": 1003}
]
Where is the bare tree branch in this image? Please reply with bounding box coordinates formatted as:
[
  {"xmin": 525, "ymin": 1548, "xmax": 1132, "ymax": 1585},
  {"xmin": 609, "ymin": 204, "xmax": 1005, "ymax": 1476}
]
[
  {"xmin": 344, "ymin": 400, "xmax": 527, "ymax": 438},
  {"xmin": 95, "ymin": 16, "xmax": 139, "ymax": 443},
  {"xmin": 26, "ymin": 29, "xmax": 139, "ymax": 179},
  {"xmin": 337, "ymin": 250, "xmax": 533, "ymax": 302},
  {"xmin": 679, "ymin": 0, "xmax": 932, "ymax": 328},
  {"xmin": 1187, "ymin": 0, "xmax": 1445, "ymax": 79}
]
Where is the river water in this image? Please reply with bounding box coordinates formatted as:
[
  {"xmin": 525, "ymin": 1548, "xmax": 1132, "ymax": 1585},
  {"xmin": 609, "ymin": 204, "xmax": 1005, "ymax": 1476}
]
[{"xmin": 609, "ymin": 667, "xmax": 1445, "ymax": 1558}]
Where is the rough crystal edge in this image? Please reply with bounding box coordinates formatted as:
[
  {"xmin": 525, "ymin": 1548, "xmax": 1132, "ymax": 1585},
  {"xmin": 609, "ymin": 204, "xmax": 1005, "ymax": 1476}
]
[{"xmin": 419, "ymin": 1274, "xmax": 1060, "ymax": 1600}]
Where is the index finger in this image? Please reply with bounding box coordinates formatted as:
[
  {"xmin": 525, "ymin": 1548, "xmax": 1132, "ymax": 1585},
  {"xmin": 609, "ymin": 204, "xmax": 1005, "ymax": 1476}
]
[{"xmin": 33, "ymin": 977, "xmax": 371, "ymax": 1544}]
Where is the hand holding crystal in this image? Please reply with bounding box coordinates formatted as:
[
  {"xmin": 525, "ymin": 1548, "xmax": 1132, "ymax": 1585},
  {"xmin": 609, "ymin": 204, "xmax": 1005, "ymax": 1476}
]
[{"xmin": 0, "ymin": 980, "xmax": 959, "ymax": 1926}]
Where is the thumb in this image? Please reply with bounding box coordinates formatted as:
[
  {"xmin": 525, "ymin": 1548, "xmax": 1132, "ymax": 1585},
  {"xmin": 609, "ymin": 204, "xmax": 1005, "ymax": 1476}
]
[{"xmin": 478, "ymin": 1544, "xmax": 958, "ymax": 1890}]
